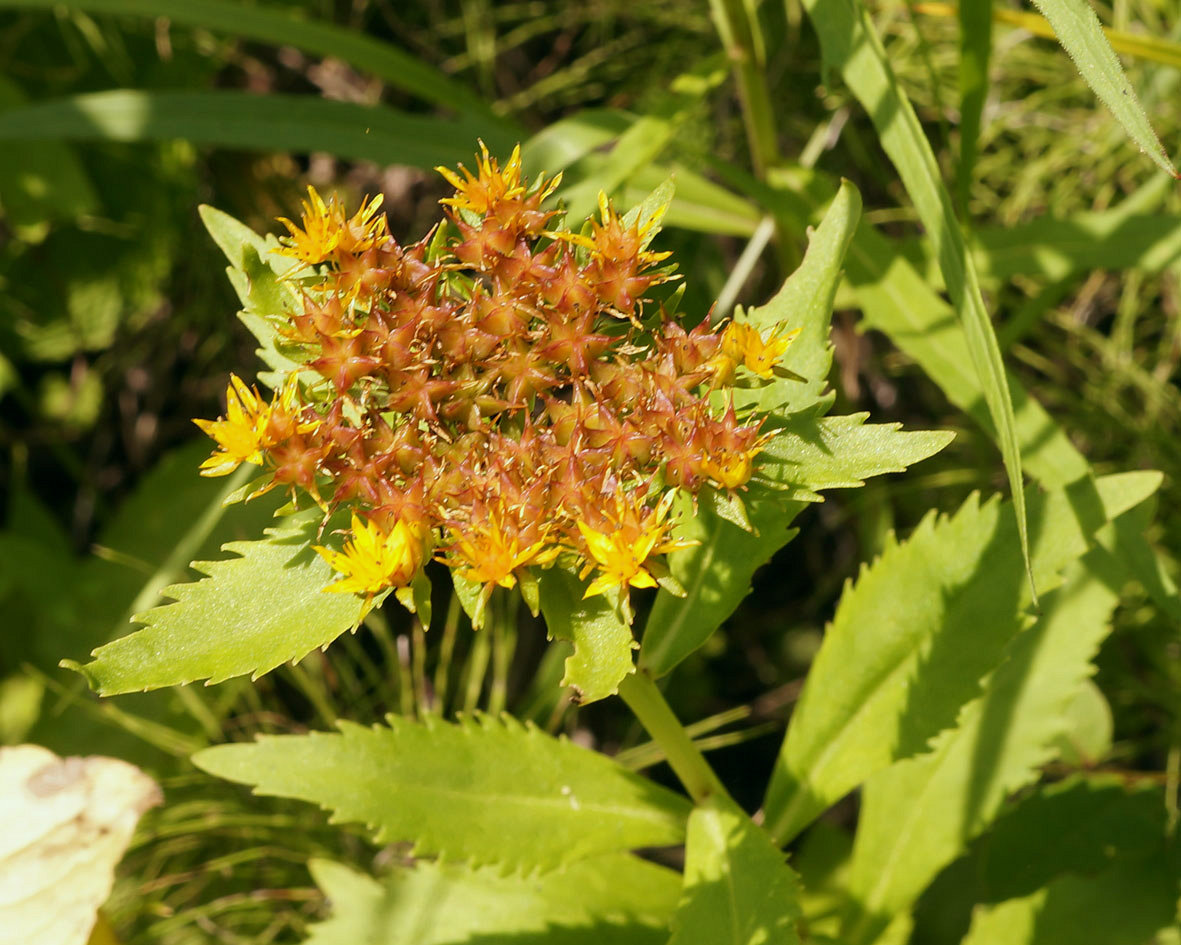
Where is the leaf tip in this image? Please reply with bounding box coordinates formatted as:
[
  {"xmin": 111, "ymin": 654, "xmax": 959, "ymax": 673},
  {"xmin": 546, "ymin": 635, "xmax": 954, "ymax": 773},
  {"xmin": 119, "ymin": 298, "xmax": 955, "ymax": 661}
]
[{"xmin": 59, "ymin": 657, "xmax": 100, "ymax": 692}]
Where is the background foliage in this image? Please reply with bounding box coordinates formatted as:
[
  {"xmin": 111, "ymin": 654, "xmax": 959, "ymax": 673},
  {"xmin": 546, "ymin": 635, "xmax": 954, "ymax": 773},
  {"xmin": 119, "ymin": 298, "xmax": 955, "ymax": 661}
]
[{"xmin": 2, "ymin": 0, "xmax": 1180, "ymax": 942}]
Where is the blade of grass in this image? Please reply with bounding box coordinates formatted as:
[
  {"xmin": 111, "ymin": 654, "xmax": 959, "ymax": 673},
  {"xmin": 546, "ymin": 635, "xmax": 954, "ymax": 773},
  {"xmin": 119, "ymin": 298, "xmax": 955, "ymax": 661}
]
[
  {"xmin": 710, "ymin": 0, "xmax": 781, "ymax": 177},
  {"xmin": 918, "ymin": 1, "xmax": 1181, "ymax": 174},
  {"xmin": 803, "ymin": 0, "xmax": 1036, "ymax": 599},
  {"xmin": 957, "ymin": 0, "xmax": 992, "ymax": 214},
  {"xmin": 0, "ymin": 0, "xmax": 508, "ymax": 127},
  {"xmin": 1022, "ymin": 0, "xmax": 1177, "ymax": 176},
  {"xmin": 896, "ymin": 187, "xmax": 1181, "ymax": 289},
  {"xmin": 557, "ymin": 115, "xmax": 679, "ymax": 223},
  {"xmin": 0, "ymin": 90, "xmax": 513, "ymax": 169},
  {"xmin": 523, "ymin": 107, "xmax": 764, "ymax": 236},
  {"xmin": 917, "ymin": 2, "xmax": 1181, "ymax": 71}
]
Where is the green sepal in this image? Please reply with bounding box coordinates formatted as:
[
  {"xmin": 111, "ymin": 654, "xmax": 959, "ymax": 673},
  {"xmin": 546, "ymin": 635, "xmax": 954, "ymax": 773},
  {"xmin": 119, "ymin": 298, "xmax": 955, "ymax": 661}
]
[
  {"xmin": 451, "ymin": 570, "xmax": 488, "ymax": 630},
  {"xmin": 701, "ymin": 486, "xmax": 753, "ymax": 532},
  {"xmin": 220, "ymin": 470, "xmax": 274, "ymax": 506},
  {"xmin": 621, "ymin": 175, "xmax": 675, "ymax": 246},
  {"xmin": 517, "ymin": 567, "xmax": 542, "ymax": 617},
  {"xmin": 394, "ymin": 571, "xmax": 433, "ymax": 626}
]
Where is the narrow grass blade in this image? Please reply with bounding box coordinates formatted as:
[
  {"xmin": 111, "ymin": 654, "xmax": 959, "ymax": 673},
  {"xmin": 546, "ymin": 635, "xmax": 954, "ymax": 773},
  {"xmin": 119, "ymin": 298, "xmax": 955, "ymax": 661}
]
[
  {"xmin": 917, "ymin": 3, "xmax": 1181, "ymax": 71},
  {"xmin": 913, "ymin": 0, "xmax": 1179, "ymax": 174},
  {"xmin": 957, "ymin": 0, "xmax": 992, "ymax": 211},
  {"xmin": 801, "ymin": 0, "xmax": 1034, "ymax": 596},
  {"xmin": 0, "ymin": 0, "xmax": 506, "ymax": 126},
  {"xmin": 1030, "ymin": 0, "xmax": 1175, "ymax": 176},
  {"xmin": 523, "ymin": 108, "xmax": 764, "ymax": 237},
  {"xmin": 899, "ymin": 209, "xmax": 1181, "ymax": 288},
  {"xmin": 0, "ymin": 90, "xmax": 511, "ymax": 169}
]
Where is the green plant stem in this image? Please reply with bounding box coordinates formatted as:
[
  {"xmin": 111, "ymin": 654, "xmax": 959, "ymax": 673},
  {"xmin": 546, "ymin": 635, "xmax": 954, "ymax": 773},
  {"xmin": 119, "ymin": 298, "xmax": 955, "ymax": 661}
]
[
  {"xmin": 616, "ymin": 671, "xmax": 727, "ymax": 804},
  {"xmin": 488, "ymin": 593, "xmax": 518, "ymax": 716},
  {"xmin": 713, "ymin": 214, "xmax": 777, "ymax": 320},
  {"xmin": 412, "ymin": 618, "xmax": 430, "ymax": 715},
  {"xmin": 709, "ymin": 0, "xmax": 781, "ymax": 179},
  {"xmin": 433, "ymin": 592, "xmax": 462, "ymax": 713},
  {"xmin": 463, "ymin": 620, "xmax": 492, "ymax": 714}
]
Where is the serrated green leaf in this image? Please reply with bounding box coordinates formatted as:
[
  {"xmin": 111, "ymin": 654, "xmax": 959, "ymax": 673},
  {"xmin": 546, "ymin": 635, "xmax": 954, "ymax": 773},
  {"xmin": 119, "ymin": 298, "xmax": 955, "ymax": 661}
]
[
  {"xmin": 197, "ymin": 204, "xmax": 273, "ymax": 275},
  {"xmin": 977, "ymin": 775, "xmax": 1166, "ymax": 904},
  {"xmin": 1029, "ymin": 0, "xmax": 1175, "ymax": 177},
  {"xmin": 81, "ymin": 445, "xmax": 285, "ymax": 642},
  {"xmin": 1090, "ymin": 497, "xmax": 1181, "ymax": 623},
  {"xmin": 667, "ymin": 795, "xmax": 802, "ymax": 945},
  {"xmin": 960, "ymin": 845, "xmax": 1179, "ymax": 945},
  {"xmin": 839, "ymin": 562, "xmax": 1119, "ymax": 945},
  {"xmin": 825, "ymin": 184, "xmax": 1181, "ymax": 630},
  {"xmin": 803, "ymin": 0, "xmax": 1034, "ymax": 599},
  {"xmin": 193, "ymin": 714, "xmax": 690, "ymax": 872},
  {"xmin": 762, "ymin": 165, "xmax": 1093, "ymax": 491},
  {"xmin": 1049, "ymin": 679, "xmax": 1113, "ymax": 767},
  {"xmin": 731, "ymin": 179, "xmax": 860, "ymax": 418},
  {"xmin": 763, "ymin": 471, "xmax": 1161, "ymax": 844},
  {"xmin": 65, "ymin": 510, "xmax": 361, "ymax": 695},
  {"xmin": 538, "ymin": 564, "xmax": 635, "ymax": 705},
  {"xmin": 639, "ymin": 414, "xmax": 950, "ymax": 678},
  {"xmin": 792, "ymin": 821, "xmax": 854, "ymax": 943},
  {"xmin": 757, "ymin": 413, "xmax": 954, "ymax": 501},
  {"xmin": 638, "ymin": 184, "xmax": 863, "ymax": 678},
  {"xmin": 301, "ymin": 853, "xmax": 680, "ymax": 945},
  {"xmin": 198, "ymin": 205, "xmax": 311, "ymax": 384},
  {"xmin": 639, "ymin": 487, "xmax": 803, "ymax": 679}
]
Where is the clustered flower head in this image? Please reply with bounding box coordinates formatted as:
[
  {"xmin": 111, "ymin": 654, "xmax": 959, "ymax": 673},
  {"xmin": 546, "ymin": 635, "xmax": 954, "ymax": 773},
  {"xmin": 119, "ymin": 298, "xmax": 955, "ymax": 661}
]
[{"xmin": 195, "ymin": 144, "xmax": 799, "ymax": 621}]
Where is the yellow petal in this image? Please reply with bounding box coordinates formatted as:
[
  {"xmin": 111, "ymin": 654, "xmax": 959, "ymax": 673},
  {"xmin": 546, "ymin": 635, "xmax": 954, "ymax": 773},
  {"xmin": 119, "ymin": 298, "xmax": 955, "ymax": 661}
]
[{"xmin": 583, "ymin": 572, "xmax": 620, "ymax": 599}]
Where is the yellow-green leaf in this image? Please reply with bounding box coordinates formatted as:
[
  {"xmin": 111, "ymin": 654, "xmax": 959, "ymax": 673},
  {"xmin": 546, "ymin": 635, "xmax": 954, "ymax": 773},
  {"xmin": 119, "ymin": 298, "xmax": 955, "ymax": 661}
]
[{"xmin": 194, "ymin": 715, "xmax": 691, "ymax": 872}]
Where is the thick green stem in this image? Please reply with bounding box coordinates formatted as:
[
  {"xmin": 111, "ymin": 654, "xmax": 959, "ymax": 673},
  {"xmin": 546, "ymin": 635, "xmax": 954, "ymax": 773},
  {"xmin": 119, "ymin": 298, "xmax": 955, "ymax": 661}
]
[
  {"xmin": 617, "ymin": 671, "xmax": 728, "ymax": 804},
  {"xmin": 432, "ymin": 592, "xmax": 462, "ymax": 713},
  {"xmin": 710, "ymin": 0, "xmax": 781, "ymax": 178}
]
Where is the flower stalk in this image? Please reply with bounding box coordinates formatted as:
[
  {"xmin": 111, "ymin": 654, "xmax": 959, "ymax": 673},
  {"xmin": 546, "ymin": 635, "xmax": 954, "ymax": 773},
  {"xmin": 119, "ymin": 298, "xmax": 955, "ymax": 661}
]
[{"xmin": 617, "ymin": 670, "xmax": 728, "ymax": 804}]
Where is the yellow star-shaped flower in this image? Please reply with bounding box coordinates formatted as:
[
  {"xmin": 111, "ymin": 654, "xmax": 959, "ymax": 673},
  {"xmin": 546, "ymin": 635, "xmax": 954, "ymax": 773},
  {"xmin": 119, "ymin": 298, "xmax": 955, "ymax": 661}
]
[
  {"xmin": 577, "ymin": 491, "xmax": 696, "ymax": 599},
  {"xmin": 192, "ymin": 374, "xmax": 315, "ymax": 477},
  {"xmin": 448, "ymin": 513, "xmax": 560, "ymax": 592},
  {"xmin": 717, "ymin": 321, "xmax": 800, "ymax": 380},
  {"xmin": 275, "ymin": 185, "xmax": 388, "ymax": 265},
  {"xmin": 315, "ymin": 514, "xmax": 427, "ymax": 599}
]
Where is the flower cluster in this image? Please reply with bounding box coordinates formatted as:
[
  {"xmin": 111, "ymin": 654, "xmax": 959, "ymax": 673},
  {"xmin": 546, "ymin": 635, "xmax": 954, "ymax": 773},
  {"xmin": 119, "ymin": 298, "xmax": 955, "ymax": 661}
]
[{"xmin": 196, "ymin": 145, "xmax": 798, "ymax": 619}]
